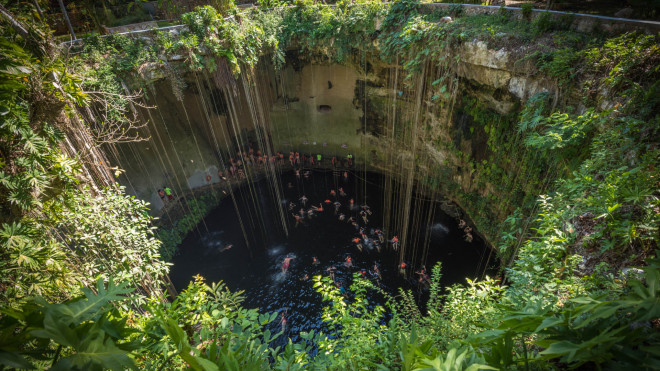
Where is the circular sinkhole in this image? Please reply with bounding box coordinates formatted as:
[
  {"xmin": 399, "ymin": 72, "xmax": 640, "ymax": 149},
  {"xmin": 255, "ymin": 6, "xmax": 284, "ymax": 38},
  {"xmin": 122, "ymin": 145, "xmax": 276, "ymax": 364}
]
[{"xmin": 169, "ymin": 169, "xmax": 497, "ymax": 345}]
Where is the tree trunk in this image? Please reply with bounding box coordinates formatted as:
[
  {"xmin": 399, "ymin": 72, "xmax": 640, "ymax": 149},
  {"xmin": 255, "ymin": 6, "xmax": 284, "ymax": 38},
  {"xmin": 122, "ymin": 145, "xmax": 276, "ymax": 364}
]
[
  {"xmin": 0, "ymin": 4, "xmax": 52, "ymax": 57},
  {"xmin": 0, "ymin": 4, "xmax": 31, "ymax": 40},
  {"xmin": 57, "ymin": 0, "xmax": 77, "ymax": 40}
]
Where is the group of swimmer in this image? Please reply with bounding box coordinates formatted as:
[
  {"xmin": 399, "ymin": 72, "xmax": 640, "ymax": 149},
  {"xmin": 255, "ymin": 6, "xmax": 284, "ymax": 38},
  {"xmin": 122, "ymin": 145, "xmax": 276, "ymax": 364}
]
[
  {"xmin": 284, "ymin": 170, "xmax": 434, "ymax": 287},
  {"xmin": 219, "ymin": 149, "xmax": 355, "ymax": 177}
]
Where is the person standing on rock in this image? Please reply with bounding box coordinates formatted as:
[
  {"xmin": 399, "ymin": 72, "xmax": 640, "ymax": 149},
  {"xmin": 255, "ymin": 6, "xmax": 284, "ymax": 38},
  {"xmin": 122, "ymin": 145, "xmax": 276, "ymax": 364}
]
[
  {"xmin": 158, "ymin": 189, "xmax": 166, "ymax": 203},
  {"xmin": 164, "ymin": 186, "xmax": 174, "ymax": 200}
]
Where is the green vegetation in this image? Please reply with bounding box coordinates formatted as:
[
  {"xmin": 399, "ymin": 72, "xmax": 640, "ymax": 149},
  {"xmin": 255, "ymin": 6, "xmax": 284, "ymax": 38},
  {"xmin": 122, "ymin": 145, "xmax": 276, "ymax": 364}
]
[
  {"xmin": 0, "ymin": 0, "xmax": 658, "ymax": 369},
  {"xmin": 157, "ymin": 193, "xmax": 224, "ymax": 260}
]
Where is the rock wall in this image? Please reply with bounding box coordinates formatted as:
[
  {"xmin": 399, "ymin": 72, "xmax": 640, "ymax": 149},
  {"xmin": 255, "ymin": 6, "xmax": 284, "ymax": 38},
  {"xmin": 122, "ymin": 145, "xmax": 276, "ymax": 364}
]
[{"xmin": 109, "ymin": 40, "xmax": 559, "ymax": 246}]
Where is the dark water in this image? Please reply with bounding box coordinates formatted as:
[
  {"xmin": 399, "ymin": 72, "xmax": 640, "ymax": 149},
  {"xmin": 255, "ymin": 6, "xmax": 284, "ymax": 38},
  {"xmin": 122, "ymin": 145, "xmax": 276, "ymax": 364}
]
[{"xmin": 170, "ymin": 169, "xmax": 495, "ymax": 344}]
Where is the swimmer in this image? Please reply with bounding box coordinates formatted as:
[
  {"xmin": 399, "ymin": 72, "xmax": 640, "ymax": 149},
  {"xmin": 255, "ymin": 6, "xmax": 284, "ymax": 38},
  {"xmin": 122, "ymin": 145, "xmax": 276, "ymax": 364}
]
[
  {"xmin": 220, "ymin": 244, "xmax": 233, "ymax": 252},
  {"xmin": 300, "ymin": 195, "xmax": 308, "ymax": 206},
  {"xmin": 343, "ymin": 171, "xmax": 349, "ymax": 181},
  {"xmin": 416, "ymin": 265, "xmax": 430, "ymax": 284},
  {"xmin": 312, "ymin": 256, "xmax": 320, "ymax": 265},
  {"xmin": 352, "ymin": 237, "xmax": 363, "ymax": 252},
  {"xmin": 324, "ymin": 199, "xmax": 331, "ymax": 204},
  {"xmin": 296, "ymin": 169, "xmax": 301, "ymax": 178},
  {"xmin": 300, "ymin": 274, "xmax": 310, "ymax": 281},
  {"xmin": 391, "ymin": 235, "xmax": 400, "ymax": 251},
  {"xmin": 374, "ymin": 240, "xmax": 381, "ymax": 253},
  {"xmin": 345, "ymin": 255, "xmax": 353, "ymax": 268},
  {"xmin": 399, "ymin": 262, "xmax": 407, "ymax": 277},
  {"xmin": 282, "ymin": 257, "xmax": 294, "ymax": 273},
  {"xmin": 339, "ymin": 187, "xmax": 346, "ymax": 197},
  {"xmin": 307, "ymin": 208, "xmax": 315, "ymax": 217},
  {"xmin": 361, "ymin": 204, "xmax": 372, "ymax": 215},
  {"xmin": 304, "ymin": 170, "xmax": 311, "ymax": 178},
  {"xmin": 338, "ymin": 213, "xmax": 346, "ymax": 221},
  {"xmin": 349, "ymin": 199, "xmax": 354, "ymax": 208},
  {"xmin": 299, "ymin": 208, "xmax": 306, "ymax": 217},
  {"xmin": 327, "ymin": 266, "xmax": 336, "ymax": 280},
  {"xmin": 334, "ymin": 201, "xmax": 341, "ymax": 214},
  {"xmin": 293, "ymin": 214, "xmax": 303, "ymax": 227},
  {"xmin": 376, "ymin": 229, "xmax": 385, "ymax": 243},
  {"xmin": 330, "ymin": 189, "xmax": 336, "ymax": 197},
  {"xmin": 360, "ymin": 210, "xmax": 369, "ymax": 224},
  {"xmin": 280, "ymin": 312, "xmax": 287, "ymax": 333},
  {"xmin": 288, "ymin": 202, "xmax": 296, "ymax": 211},
  {"xmin": 338, "ymin": 283, "xmax": 346, "ymax": 296},
  {"xmin": 359, "ymin": 227, "xmax": 367, "ymax": 239},
  {"xmin": 361, "ymin": 269, "xmax": 367, "ymax": 278},
  {"xmin": 373, "ymin": 263, "xmax": 381, "ymax": 279}
]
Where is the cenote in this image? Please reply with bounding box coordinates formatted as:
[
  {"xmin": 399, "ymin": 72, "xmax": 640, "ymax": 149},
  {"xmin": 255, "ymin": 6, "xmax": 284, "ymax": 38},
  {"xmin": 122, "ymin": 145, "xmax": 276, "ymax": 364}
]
[
  {"xmin": 170, "ymin": 169, "xmax": 496, "ymax": 342},
  {"xmin": 4, "ymin": 1, "xmax": 658, "ymax": 368}
]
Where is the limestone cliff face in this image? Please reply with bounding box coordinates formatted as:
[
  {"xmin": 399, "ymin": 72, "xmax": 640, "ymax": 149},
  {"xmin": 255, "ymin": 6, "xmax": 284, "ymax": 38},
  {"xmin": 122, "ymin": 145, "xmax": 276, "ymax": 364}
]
[{"xmin": 110, "ymin": 41, "xmax": 560, "ymax": 246}]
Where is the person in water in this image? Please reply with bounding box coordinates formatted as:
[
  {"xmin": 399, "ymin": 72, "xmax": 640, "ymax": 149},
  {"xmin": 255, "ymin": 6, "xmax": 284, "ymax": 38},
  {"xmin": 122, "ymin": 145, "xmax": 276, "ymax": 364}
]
[
  {"xmin": 391, "ymin": 235, "xmax": 399, "ymax": 250},
  {"xmin": 327, "ymin": 266, "xmax": 336, "ymax": 281},
  {"xmin": 334, "ymin": 201, "xmax": 341, "ymax": 214},
  {"xmin": 373, "ymin": 263, "xmax": 381, "ymax": 280},
  {"xmin": 330, "ymin": 189, "xmax": 336, "ymax": 197},
  {"xmin": 280, "ymin": 312, "xmax": 287, "ymax": 333},
  {"xmin": 360, "ymin": 210, "xmax": 368, "ymax": 224},
  {"xmin": 300, "ymin": 195, "xmax": 308, "ymax": 206},
  {"xmin": 293, "ymin": 214, "xmax": 303, "ymax": 227},
  {"xmin": 376, "ymin": 229, "xmax": 385, "ymax": 243},
  {"xmin": 345, "ymin": 255, "xmax": 353, "ymax": 268},
  {"xmin": 158, "ymin": 189, "xmax": 166, "ymax": 203},
  {"xmin": 338, "ymin": 282, "xmax": 346, "ymax": 296},
  {"xmin": 399, "ymin": 262, "xmax": 407, "ymax": 277},
  {"xmin": 282, "ymin": 257, "xmax": 294, "ymax": 273},
  {"xmin": 361, "ymin": 204, "xmax": 372, "ymax": 215},
  {"xmin": 312, "ymin": 256, "xmax": 320, "ymax": 265},
  {"xmin": 338, "ymin": 213, "xmax": 346, "ymax": 221},
  {"xmin": 220, "ymin": 244, "xmax": 233, "ymax": 252},
  {"xmin": 352, "ymin": 237, "xmax": 363, "ymax": 252},
  {"xmin": 339, "ymin": 187, "xmax": 346, "ymax": 197},
  {"xmin": 416, "ymin": 265, "xmax": 430, "ymax": 284}
]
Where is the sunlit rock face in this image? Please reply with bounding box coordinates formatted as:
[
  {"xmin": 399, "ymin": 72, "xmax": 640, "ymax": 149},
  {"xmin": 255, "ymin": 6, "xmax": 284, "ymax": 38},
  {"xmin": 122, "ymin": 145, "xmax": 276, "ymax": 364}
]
[{"xmin": 110, "ymin": 38, "xmax": 565, "ymax": 246}]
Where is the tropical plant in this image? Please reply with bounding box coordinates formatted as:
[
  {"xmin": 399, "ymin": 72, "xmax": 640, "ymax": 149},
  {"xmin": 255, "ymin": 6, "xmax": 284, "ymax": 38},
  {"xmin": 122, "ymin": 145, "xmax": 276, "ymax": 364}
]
[{"xmin": 0, "ymin": 278, "xmax": 135, "ymax": 370}]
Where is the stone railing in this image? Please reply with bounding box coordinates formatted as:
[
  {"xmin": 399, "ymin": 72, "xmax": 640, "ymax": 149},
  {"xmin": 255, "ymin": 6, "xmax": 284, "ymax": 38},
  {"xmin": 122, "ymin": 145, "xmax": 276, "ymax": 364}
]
[{"xmin": 418, "ymin": 3, "xmax": 660, "ymax": 34}]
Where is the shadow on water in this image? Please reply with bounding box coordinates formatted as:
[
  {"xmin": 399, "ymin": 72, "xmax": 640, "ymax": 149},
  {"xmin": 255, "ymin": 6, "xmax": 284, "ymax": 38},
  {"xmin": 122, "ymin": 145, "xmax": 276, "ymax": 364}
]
[{"xmin": 170, "ymin": 169, "xmax": 497, "ymax": 346}]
